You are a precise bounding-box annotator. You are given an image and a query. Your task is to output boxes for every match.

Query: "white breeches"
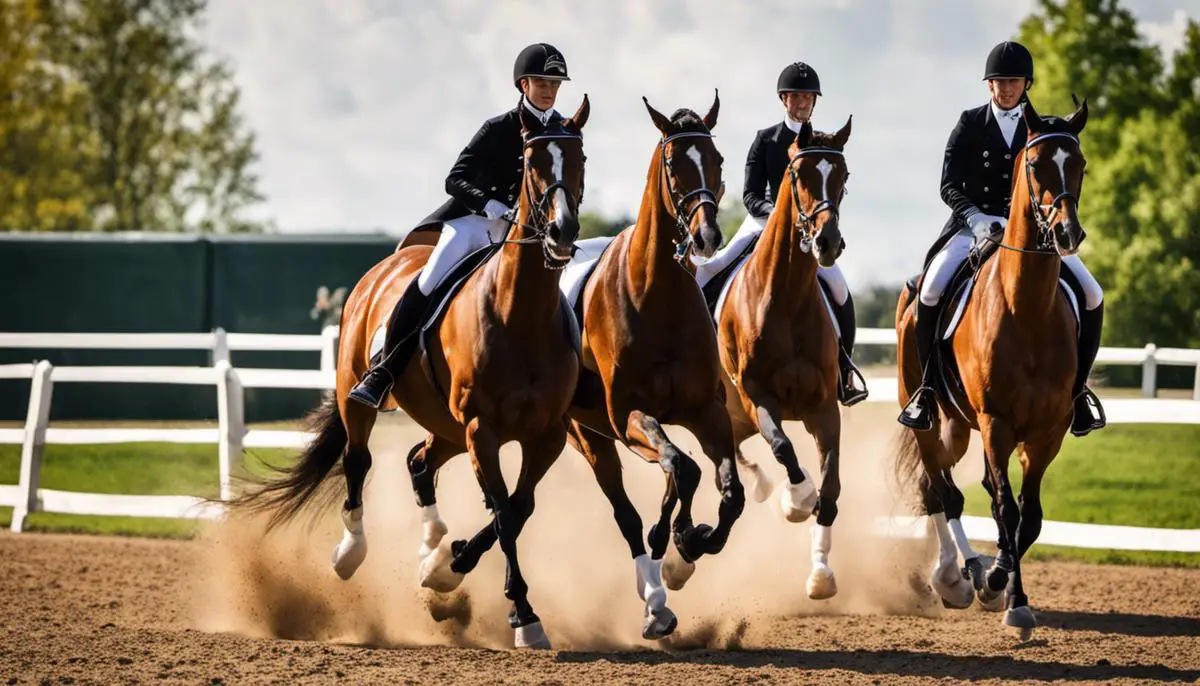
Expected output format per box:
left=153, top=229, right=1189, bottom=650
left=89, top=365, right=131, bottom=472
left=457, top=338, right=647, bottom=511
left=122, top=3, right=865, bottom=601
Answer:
left=920, top=230, right=1104, bottom=310
left=416, top=214, right=510, bottom=295
left=693, top=212, right=849, bottom=306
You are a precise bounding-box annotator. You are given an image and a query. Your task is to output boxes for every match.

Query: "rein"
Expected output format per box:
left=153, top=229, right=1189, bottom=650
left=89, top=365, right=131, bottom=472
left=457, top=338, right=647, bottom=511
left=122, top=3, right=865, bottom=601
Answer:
left=979, top=132, right=1080, bottom=257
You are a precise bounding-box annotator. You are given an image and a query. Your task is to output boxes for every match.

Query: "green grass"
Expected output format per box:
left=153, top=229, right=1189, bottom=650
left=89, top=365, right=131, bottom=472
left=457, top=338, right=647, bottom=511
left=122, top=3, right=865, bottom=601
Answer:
left=961, top=424, right=1200, bottom=567
left=0, top=442, right=292, bottom=539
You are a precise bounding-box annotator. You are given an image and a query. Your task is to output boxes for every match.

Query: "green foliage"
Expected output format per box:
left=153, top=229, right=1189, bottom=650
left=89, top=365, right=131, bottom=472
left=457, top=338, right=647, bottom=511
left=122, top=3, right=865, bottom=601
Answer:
left=0, top=0, right=268, bottom=233
left=578, top=211, right=630, bottom=240
left=1018, top=1, right=1200, bottom=351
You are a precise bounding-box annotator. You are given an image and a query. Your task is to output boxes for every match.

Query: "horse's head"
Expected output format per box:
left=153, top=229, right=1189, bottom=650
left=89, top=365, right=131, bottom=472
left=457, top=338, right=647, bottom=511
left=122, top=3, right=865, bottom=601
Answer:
left=643, top=91, right=725, bottom=259
left=518, top=95, right=590, bottom=265
left=1020, top=97, right=1089, bottom=256
left=785, top=116, right=852, bottom=268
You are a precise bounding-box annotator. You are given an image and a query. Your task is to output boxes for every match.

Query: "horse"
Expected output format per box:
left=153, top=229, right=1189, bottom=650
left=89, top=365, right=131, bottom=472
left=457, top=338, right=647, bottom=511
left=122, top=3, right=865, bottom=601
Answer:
left=561, top=92, right=745, bottom=640
left=709, top=118, right=854, bottom=600
left=892, top=98, right=1091, bottom=640
left=229, top=96, right=591, bottom=651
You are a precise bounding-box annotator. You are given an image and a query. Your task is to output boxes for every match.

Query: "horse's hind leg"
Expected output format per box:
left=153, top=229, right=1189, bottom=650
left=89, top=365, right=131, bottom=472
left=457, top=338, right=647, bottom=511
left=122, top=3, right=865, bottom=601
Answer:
left=677, top=400, right=745, bottom=559
left=568, top=421, right=677, bottom=640
left=331, top=402, right=377, bottom=580
left=623, top=410, right=701, bottom=591
left=407, top=434, right=465, bottom=592
left=930, top=419, right=982, bottom=609
left=464, top=417, right=549, bottom=649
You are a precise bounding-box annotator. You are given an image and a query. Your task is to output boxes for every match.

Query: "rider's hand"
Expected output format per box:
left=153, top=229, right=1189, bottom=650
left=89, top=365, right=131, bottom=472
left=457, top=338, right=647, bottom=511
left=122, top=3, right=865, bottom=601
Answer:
left=968, top=212, right=1007, bottom=241
left=483, top=200, right=512, bottom=221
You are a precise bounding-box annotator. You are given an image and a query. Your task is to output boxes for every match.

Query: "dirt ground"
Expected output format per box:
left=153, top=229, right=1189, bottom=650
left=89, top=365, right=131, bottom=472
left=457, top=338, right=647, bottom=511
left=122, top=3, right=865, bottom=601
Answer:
left=2, top=410, right=1198, bottom=684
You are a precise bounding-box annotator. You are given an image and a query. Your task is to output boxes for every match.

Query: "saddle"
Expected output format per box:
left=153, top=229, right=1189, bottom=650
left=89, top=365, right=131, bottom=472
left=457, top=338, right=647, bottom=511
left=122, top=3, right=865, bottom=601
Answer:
left=905, top=241, right=1085, bottom=420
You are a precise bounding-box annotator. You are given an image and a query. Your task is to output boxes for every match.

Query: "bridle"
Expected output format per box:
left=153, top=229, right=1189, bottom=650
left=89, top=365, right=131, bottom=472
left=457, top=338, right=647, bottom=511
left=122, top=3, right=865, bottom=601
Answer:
left=657, top=131, right=723, bottom=261
left=979, top=131, right=1081, bottom=256
left=785, top=146, right=846, bottom=254
left=502, top=129, right=584, bottom=270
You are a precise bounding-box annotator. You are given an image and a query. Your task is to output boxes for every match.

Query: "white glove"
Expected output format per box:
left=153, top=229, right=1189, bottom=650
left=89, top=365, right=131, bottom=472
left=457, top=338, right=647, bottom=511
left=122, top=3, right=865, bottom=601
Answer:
left=967, top=212, right=1007, bottom=241
left=483, top=200, right=512, bottom=221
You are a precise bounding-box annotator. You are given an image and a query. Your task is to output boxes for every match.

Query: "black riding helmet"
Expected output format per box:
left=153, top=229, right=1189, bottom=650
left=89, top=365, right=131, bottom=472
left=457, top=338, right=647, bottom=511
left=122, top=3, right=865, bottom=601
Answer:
left=513, top=43, right=570, bottom=91
left=777, top=61, right=822, bottom=96
left=983, top=41, right=1034, bottom=82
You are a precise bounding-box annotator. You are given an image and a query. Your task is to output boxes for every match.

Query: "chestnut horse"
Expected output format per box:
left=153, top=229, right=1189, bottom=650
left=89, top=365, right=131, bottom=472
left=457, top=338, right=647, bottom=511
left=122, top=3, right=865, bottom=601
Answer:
left=230, top=97, right=590, bottom=650
left=563, top=93, right=745, bottom=640
left=713, top=118, right=853, bottom=600
left=893, top=99, right=1090, bottom=640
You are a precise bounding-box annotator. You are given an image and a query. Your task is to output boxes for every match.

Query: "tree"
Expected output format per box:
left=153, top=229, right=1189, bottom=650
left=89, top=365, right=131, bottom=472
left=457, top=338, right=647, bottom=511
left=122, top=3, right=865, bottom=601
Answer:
left=0, top=0, right=268, bottom=233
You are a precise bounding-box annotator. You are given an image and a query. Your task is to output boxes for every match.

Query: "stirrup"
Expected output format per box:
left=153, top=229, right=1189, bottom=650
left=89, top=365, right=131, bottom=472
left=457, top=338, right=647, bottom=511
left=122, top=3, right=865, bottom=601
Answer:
left=348, top=368, right=395, bottom=410
left=837, top=351, right=869, bottom=407
left=1070, top=388, right=1106, bottom=437
left=898, top=386, right=936, bottom=431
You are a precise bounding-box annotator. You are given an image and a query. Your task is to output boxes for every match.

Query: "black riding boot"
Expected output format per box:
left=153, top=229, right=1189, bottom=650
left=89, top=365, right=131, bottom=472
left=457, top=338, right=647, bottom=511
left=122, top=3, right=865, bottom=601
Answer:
left=348, top=280, right=432, bottom=409
left=830, top=292, right=869, bottom=407
left=1070, top=302, right=1106, bottom=437
left=898, top=301, right=941, bottom=431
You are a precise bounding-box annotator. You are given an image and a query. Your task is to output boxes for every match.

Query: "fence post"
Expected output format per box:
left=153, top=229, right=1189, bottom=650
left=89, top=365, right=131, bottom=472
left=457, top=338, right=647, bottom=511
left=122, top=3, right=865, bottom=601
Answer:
left=211, top=327, right=230, bottom=367
left=13, top=361, right=54, bottom=533
left=1141, top=344, right=1158, bottom=398
left=215, top=361, right=245, bottom=502
left=1193, top=363, right=1200, bottom=402
left=320, top=325, right=338, bottom=373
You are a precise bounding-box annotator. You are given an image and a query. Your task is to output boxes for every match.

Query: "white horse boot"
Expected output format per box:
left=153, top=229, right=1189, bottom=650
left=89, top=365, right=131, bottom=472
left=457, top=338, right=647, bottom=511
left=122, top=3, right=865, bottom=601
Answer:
left=806, top=524, right=838, bottom=600
left=331, top=506, right=367, bottom=580
left=780, top=469, right=818, bottom=523
left=635, top=554, right=677, bottom=640
left=514, top=621, right=552, bottom=650
left=930, top=513, right=974, bottom=608
left=416, top=504, right=463, bottom=593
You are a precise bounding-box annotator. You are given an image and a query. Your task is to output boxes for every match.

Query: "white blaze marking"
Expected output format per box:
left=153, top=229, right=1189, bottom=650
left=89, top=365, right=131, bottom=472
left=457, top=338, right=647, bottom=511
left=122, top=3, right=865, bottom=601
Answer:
left=686, top=145, right=709, bottom=194
left=547, top=142, right=567, bottom=220
left=1052, top=147, right=1071, bottom=198
left=815, top=158, right=834, bottom=202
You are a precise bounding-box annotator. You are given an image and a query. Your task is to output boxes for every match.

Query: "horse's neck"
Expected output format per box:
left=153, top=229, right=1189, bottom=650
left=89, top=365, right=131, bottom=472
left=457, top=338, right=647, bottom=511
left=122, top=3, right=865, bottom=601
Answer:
left=752, top=183, right=818, bottom=307
left=995, top=157, right=1061, bottom=320
left=492, top=208, right=561, bottom=325
left=628, top=153, right=683, bottom=291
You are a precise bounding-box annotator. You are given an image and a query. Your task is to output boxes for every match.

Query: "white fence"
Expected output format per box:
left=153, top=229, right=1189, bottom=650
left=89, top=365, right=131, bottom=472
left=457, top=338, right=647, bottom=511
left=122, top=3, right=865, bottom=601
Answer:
left=0, top=328, right=1198, bottom=553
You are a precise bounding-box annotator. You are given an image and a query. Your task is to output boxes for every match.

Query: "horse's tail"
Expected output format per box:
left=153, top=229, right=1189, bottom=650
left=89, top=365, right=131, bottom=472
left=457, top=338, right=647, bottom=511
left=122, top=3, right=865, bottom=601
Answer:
left=227, top=394, right=347, bottom=531
left=890, top=425, right=927, bottom=513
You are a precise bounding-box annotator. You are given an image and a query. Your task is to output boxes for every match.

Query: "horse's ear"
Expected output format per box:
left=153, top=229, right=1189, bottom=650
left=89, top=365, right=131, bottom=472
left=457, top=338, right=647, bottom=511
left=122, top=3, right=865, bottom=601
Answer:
left=518, top=101, right=541, bottom=137
left=794, top=121, right=814, bottom=149
left=830, top=114, right=853, bottom=149
left=1022, top=98, right=1043, bottom=136
left=643, top=96, right=672, bottom=134
left=1066, top=97, right=1088, bottom=135
left=703, top=88, right=720, bottom=130
left=566, top=93, right=590, bottom=131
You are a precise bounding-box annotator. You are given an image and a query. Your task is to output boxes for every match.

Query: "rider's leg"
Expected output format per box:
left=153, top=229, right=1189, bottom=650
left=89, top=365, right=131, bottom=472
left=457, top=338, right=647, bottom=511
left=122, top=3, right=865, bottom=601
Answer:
left=899, top=231, right=974, bottom=431
left=349, top=216, right=502, bottom=408
left=817, top=264, right=868, bottom=406
left=1061, top=255, right=1106, bottom=436
left=693, top=213, right=767, bottom=287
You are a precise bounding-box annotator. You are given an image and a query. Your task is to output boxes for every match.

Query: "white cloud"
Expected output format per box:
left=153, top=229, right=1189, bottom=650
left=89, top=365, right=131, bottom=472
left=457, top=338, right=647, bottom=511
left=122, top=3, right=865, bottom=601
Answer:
left=200, top=0, right=1199, bottom=286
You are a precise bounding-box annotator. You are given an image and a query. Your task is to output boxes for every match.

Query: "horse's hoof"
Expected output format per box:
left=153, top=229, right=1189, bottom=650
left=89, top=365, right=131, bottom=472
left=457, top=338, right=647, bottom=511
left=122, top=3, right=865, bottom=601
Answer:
left=418, top=543, right=464, bottom=593
left=931, top=560, right=973, bottom=610
left=807, top=565, right=838, bottom=600
left=1004, top=605, right=1037, bottom=641
left=662, top=547, right=696, bottom=591
left=965, top=555, right=990, bottom=592
left=642, top=605, right=678, bottom=640
left=741, top=463, right=774, bottom=503
left=514, top=621, right=552, bottom=650
left=331, top=530, right=367, bottom=580
left=977, top=583, right=1007, bottom=612
left=780, top=476, right=818, bottom=523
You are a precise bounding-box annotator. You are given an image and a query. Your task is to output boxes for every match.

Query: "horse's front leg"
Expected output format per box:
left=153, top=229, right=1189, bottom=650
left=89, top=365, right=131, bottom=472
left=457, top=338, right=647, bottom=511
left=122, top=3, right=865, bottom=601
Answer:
left=1003, top=436, right=1059, bottom=640
left=978, top=416, right=1031, bottom=639
left=800, top=401, right=841, bottom=600
left=743, top=387, right=818, bottom=523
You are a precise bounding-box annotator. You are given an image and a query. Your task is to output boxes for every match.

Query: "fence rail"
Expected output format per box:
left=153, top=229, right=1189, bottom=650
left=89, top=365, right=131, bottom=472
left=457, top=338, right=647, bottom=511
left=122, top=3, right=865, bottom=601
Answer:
left=1, top=329, right=1198, bottom=552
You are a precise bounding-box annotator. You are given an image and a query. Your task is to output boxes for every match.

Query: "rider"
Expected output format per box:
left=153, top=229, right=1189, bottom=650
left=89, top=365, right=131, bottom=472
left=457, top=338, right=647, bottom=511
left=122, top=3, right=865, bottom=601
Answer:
left=694, top=61, right=867, bottom=406
left=348, top=43, right=570, bottom=408
left=897, top=40, right=1106, bottom=437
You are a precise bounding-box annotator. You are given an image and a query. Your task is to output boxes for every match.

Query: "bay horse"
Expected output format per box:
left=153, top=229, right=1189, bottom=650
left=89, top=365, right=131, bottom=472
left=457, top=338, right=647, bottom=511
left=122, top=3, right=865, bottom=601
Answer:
left=712, top=118, right=854, bottom=600
left=563, top=93, right=745, bottom=640
left=892, top=98, right=1090, bottom=640
left=230, top=97, right=590, bottom=650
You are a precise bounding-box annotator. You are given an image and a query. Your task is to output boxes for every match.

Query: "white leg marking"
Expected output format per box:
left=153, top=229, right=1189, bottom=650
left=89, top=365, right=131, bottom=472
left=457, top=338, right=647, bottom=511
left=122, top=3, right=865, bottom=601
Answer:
left=331, top=506, right=368, bottom=580
left=807, top=523, right=838, bottom=600
left=948, top=516, right=979, bottom=561
left=931, top=513, right=974, bottom=608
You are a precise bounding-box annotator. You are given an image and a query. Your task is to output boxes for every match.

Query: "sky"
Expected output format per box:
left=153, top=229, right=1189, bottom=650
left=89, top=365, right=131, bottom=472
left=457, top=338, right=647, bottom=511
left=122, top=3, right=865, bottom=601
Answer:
left=200, top=0, right=1197, bottom=286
